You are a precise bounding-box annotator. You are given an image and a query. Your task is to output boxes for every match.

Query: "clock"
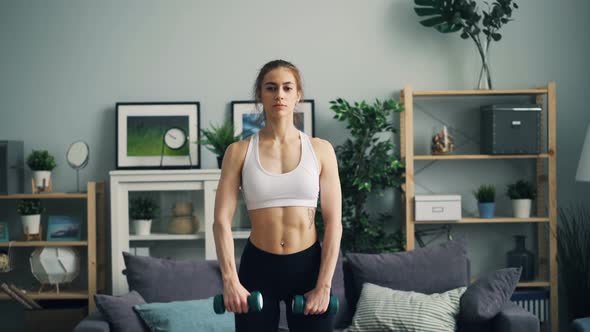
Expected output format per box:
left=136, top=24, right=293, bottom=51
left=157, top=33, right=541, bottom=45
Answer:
left=164, top=127, right=187, bottom=150
left=160, top=127, right=193, bottom=168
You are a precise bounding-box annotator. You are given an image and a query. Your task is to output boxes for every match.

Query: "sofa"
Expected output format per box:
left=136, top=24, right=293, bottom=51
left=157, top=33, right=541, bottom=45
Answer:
left=74, top=239, right=539, bottom=332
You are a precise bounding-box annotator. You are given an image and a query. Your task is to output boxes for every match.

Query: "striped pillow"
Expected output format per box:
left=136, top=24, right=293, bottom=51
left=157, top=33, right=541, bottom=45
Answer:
left=345, top=283, right=466, bottom=332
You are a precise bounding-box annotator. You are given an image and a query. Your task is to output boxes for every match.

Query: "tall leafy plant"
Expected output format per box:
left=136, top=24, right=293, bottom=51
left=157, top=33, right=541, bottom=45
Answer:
left=413, top=0, right=519, bottom=89
left=328, top=98, right=405, bottom=253
left=557, top=205, right=590, bottom=320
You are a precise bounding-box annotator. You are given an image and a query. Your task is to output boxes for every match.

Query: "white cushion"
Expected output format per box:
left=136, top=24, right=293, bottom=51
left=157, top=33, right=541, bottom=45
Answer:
left=345, top=283, right=466, bottom=332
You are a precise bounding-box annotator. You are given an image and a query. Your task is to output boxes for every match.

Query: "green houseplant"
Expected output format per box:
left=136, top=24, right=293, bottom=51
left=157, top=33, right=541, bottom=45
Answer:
left=474, top=184, right=495, bottom=218
left=129, top=197, right=160, bottom=236
left=199, top=120, right=242, bottom=168
left=413, top=0, right=519, bottom=89
left=557, top=205, right=590, bottom=321
left=506, top=180, right=536, bottom=218
left=17, top=199, right=45, bottom=235
left=327, top=98, right=405, bottom=253
left=26, top=150, right=57, bottom=191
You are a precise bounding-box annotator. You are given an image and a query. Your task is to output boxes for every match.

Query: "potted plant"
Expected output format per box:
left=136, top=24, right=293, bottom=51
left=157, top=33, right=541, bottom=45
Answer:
left=506, top=180, right=536, bottom=218
left=474, top=184, right=496, bottom=218
left=17, top=199, right=45, bottom=235
left=327, top=97, right=405, bottom=253
left=129, top=197, right=159, bottom=236
left=26, top=150, right=57, bottom=190
left=199, top=120, right=241, bottom=168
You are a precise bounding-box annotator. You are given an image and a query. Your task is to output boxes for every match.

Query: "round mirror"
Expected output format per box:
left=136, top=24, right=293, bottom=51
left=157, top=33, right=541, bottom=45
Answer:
left=66, top=141, right=89, bottom=169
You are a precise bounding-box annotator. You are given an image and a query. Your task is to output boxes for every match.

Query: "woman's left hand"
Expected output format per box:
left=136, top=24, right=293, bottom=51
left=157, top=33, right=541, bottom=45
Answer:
left=303, top=286, right=330, bottom=315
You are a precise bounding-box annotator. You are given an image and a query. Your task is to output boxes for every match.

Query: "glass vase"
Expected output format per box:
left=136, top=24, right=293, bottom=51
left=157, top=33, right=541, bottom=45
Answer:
left=476, top=45, right=493, bottom=90
left=506, top=235, right=535, bottom=281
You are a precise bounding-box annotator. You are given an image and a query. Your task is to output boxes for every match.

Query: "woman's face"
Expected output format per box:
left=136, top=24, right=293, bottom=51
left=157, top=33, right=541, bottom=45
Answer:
left=259, top=67, right=301, bottom=119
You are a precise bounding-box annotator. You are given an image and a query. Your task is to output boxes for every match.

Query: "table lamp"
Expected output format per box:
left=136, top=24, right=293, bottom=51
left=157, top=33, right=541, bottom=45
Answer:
left=576, top=125, right=590, bottom=182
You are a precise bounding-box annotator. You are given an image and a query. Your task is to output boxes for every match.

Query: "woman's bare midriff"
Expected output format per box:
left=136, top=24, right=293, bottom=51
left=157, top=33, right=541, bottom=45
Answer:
left=247, top=206, right=318, bottom=254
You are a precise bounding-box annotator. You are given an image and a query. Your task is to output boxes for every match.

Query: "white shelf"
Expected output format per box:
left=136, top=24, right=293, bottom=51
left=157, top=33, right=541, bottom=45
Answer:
left=129, top=233, right=205, bottom=241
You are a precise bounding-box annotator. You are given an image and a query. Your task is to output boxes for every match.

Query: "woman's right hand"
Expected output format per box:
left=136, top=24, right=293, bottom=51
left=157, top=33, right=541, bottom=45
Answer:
left=223, top=278, right=251, bottom=314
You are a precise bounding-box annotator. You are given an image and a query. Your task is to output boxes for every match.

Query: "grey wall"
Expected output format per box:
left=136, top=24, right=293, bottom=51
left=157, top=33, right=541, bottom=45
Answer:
left=1, top=0, right=589, bottom=330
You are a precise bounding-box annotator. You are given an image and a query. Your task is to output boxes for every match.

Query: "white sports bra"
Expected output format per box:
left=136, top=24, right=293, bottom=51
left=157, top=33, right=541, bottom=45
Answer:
left=241, top=131, right=320, bottom=211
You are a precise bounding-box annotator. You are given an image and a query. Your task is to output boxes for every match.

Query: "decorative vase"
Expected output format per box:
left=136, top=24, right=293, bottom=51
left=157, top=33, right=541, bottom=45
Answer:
left=168, top=216, right=194, bottom=234
left=506, top=235, right=535, bottom=281
left=21, top=214, right=41, bottom=235
left=512, top=199, right=532, bottom=218
left=32, top=171, right=51, bottom=189
left=478, top=202, right=495, bottom=219
left=132, top=219, right=152, bottom=236
left=476, top=43, right=492, bottom=90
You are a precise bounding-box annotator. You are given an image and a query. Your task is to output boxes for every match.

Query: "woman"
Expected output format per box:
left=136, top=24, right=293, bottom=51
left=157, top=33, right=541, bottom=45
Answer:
left=212, top=59, right=342, bottom=332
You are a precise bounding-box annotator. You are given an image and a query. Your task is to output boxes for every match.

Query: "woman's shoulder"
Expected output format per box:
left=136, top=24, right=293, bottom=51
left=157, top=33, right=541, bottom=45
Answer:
left=223, top=136, right=253, bottom=166
left=226, top=136, right=252, bottom=156
left=309, top=136, right=334, bottom=153
left=309, top=136, right=336, bottom=166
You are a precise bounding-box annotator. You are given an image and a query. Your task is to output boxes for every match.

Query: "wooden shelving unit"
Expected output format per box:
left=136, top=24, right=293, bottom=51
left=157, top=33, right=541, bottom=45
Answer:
left=0, top=181, right=106, bottom=312
left=400, top=83, right=557, bottom=331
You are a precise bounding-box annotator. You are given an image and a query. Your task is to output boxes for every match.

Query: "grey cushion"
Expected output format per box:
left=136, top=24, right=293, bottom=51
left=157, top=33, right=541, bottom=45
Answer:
left=491, top=302, right=540, bottom=332
left=122, top=252, right=223, bottom=303
left=344, top=238, right=469, bottom=316
left=460, top=267, right=522, bottom=323
left=94, top=291, right=146, bottom=332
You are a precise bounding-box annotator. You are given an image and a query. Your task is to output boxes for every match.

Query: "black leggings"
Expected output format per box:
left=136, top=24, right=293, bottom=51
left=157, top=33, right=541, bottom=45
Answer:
left=235, top=239, right=334, bottom=332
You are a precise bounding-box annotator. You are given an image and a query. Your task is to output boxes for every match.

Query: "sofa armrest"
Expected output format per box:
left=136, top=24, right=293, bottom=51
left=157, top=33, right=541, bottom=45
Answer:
left=492, top=302, right=539, bottom=332
left=73, top=311, right=111, bottom=332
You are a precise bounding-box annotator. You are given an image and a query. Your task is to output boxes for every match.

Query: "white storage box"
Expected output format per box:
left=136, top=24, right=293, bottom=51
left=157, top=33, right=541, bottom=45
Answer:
left=415, top=195, right=462, bottom=221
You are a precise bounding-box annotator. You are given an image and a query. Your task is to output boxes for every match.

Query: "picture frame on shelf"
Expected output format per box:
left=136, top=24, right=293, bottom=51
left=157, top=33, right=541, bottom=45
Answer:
left=0, top=222, right=9, bottom=242
left=116, top=102, right=201, bottom=169
left=47, top=216, right=82, bottom=241
left=231, top=100, right=314, bottom=139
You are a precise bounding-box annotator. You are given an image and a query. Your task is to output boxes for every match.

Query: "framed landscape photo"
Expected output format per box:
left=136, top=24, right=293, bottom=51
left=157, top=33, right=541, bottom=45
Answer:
left=47, top=216, right=82, bottom=241
left=116, top=102, right=201, bottom=169
left=0, top=222, right=9, bottom=242
left=231, top=100, right=314, bottom=139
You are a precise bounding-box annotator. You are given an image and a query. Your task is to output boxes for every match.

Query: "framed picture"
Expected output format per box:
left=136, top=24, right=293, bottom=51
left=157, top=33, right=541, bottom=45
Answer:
left=116, top=102, right=201, bottom=169
left=231, top=100, right=315, bottom=139
left=0, top=222, right=9, bottom=242
left=47, top=216, right=82, bottom=241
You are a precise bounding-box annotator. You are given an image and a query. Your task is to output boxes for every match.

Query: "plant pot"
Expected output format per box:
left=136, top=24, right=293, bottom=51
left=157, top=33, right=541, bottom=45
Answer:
left=21, top=214, right=41, bottom=234
left=33, top=171, right=51, bottom=189
left=478, top=202, right=496, bottom=219
left=511, top=199, right=532, bottom=218
left=216, top=156, right=223, bottom=169
left=132, top=219, right=152, bottom=236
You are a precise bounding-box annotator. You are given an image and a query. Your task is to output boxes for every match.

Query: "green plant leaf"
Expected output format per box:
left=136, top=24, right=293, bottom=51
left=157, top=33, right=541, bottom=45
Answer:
left=419, top=16, right=447, bottom=27
left=414, top=0, right=435, bottom=6
left=414, top=7, right=441, bottom=16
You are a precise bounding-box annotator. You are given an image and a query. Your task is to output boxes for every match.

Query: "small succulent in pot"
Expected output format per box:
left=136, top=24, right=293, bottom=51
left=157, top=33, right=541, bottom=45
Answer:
left=26, top=150, right=57, bottom=191
left=17, top=199, right=45, bottom=235
left=474, top=184, right=496, bottom=218
left=506, top=180, right=536, bottom=218
left=129, top=197, right=160, bottom=236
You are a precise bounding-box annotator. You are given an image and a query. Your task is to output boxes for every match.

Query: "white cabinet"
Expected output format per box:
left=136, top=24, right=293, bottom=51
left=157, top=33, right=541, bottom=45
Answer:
left=109, top=169, right=250, bottom=295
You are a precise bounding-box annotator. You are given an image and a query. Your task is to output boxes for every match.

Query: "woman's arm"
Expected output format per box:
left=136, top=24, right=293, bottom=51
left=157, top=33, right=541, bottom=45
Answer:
left=305, top=139, right=343, bottom=315
left=212, top=142, right=250, bottom=313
